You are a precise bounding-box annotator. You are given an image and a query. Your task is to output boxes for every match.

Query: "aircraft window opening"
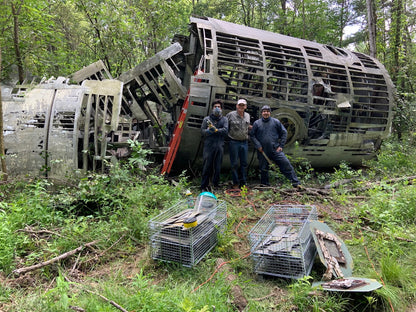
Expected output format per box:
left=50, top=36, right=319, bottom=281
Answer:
left=53, top=111, right=75, bottom=129
left=28, top=113, right=46, bottom=128
left=304, top=46, right=323, bottom=58
left=325, top=45, right=344, bottom=56
left=336, top=48, right=348, bottom=56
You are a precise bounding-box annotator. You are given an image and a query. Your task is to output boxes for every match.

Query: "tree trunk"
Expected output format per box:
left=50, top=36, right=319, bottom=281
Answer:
left=280, top=0, right=288, bottom=34
left=0, top=44, right=7, bottom=181
left=366, top=0, right=377, bottom=58
left=390, top=0, right=403, bottom=83
left=240, top=0, right=249, bottom=26
left=339, top=0, right=345, bottom=46
left=301, top=0, right=305, bottom=39
left=11, top=1, right=24, bottom=84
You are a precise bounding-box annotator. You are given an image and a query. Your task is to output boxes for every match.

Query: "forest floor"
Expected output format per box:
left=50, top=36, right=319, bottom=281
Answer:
left=1, top=175, right=415, bottom=312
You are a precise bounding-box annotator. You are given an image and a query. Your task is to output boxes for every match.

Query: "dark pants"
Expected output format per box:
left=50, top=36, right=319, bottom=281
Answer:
left=201, top=144, right=224, bottom=190
left=257, top=150, right=299, bottom=186
left=229, top=139, right=248, bottom=186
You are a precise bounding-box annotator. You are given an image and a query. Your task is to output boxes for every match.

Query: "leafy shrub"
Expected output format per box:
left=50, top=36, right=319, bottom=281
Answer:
left=365, top=139, right=416, bottom=176
left=356, top=184, right=416, bottom=227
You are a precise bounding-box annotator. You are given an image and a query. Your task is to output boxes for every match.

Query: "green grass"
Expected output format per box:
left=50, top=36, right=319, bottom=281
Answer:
left=1, top=139, right=416, bottom=311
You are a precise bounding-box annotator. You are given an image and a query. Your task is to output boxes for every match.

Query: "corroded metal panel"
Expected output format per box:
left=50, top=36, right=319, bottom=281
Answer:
left=71, top=60, right=113, bottom=84
left=118, top=42, right=187, bottom=135
left=3, top=78, right=87, bottom=177
left=79, top=80, right=124, bottom=173
left=3, top=88, right=55, bottom=177
left=47, top=87, right=86, bottom=178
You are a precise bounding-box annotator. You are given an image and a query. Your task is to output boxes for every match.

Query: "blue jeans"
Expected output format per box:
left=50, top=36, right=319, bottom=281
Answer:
left=257, top=150, right=299, bottom=186
left=229, top=140, right=248, bottom=185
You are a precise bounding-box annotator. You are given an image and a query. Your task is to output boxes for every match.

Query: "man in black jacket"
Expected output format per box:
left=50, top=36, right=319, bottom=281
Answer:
left=250, top=105, right=300, bottom=187
left=200, top=99, right=229, bottom=191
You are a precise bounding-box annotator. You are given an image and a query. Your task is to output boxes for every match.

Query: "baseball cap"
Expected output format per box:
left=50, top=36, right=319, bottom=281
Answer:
left=237, top=99, right=247, bottom=105
left=261, top=105, right=271, bottom=112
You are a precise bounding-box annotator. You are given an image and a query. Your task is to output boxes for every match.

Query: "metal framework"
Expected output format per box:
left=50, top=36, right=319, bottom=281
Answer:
left=149, top=199, right=227, bottom=267
left=1, top=16, right=396, bottom=177
left=248, top=205, right=318, bottom=279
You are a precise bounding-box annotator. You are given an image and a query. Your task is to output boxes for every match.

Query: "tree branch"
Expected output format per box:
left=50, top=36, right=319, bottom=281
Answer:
left=12, top=240, right=99, bottom=276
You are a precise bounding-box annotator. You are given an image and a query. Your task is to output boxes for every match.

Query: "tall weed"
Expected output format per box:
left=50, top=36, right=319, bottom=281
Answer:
left=365, top=139, right=416, bottom=176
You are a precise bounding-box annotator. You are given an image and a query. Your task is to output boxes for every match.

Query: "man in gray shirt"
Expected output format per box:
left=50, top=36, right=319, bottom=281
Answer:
left=226, top=98, right=251, bottom=188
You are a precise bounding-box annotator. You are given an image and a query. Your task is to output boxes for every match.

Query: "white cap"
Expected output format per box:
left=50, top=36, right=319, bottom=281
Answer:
left=237, top=99, right=247, bottom=105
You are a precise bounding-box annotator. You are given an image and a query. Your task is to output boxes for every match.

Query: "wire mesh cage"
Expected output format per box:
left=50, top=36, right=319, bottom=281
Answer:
left=248, top=205, right=318, bottom=279
left=149, top=198, right=227, bottom=267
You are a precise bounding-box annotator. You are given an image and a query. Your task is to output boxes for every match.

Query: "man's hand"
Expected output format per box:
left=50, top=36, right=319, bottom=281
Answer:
left=258, top=147, right=263, bottom=153
left=209, top=126, right=217, bottom=133
left=276, top=146, right=282, bottom=153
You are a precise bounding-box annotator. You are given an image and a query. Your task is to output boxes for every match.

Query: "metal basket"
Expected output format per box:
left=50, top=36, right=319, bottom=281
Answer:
left=149, top=199, right=227, bottom=267
left=248, top=205, right=317, bottom=279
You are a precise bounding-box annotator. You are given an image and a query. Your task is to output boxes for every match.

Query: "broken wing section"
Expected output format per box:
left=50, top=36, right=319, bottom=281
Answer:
left=118, top=42, right=187, bottom=150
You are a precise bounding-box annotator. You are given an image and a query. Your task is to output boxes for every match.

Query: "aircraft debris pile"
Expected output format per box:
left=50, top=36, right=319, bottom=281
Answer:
left=1, top=16, right=396, bottom=178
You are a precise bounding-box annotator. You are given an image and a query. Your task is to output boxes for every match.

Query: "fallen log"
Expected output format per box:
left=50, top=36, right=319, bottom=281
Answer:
left=12, top=240, right=99, bottom=276
left=325, top=175, right=416, bottom=190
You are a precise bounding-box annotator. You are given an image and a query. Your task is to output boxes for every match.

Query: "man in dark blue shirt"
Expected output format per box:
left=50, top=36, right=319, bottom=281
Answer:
left=250, top=105, right=300, bottom=188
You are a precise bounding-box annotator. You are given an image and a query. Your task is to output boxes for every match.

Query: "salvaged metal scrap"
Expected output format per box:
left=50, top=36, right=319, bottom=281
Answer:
left=149, top=199, right=227, bottom=267
left=172, top=16, right=397, bottom=170
left=2, top=78, right=125, bottom=178
left=322, top=278, right=367, bottom=289
left=315, top=229, right=346, bottom=280
left=255, top=225, right=301, bottom=255
left=309, top=221, right=382, bottom=292
left=71, top=60, right=113, bottom=84
left=78, top=79, right=124, bottom=173
left=2, top=77, right=87, bottom=178
left=310, top=221, right=353, bottom=280
left=118, top=42, right=187, bottom=148
left=313, top=277, right=382, bottom=293
left=248, top=205, right=317, bottom=279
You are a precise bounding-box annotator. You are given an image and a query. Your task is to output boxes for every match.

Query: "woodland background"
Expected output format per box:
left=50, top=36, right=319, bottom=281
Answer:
left=1, top=0, right=416, bottom=136
left=0, top=0, right=415, bottom=92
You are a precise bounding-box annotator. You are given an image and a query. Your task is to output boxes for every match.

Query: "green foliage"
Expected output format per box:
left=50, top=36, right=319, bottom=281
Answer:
left=3, top=128, right=416, bottom=311
left=392, top=94, right=416, bottom=139
left=14, top=266, right=232, bottom=312
left=290, top=276, right=349, bottom=311
left=292, top=157, right=318, bottom=183
left=365, top=139, right=416, bottom=176
left=0, top=179, right=64, bottom=272
left=127, top=139, right=153, bottom=171
left=0, top=162, right=187, bottom=274
left=332, top=161, right=362, bottom=181
left=355, top=182, right=416, bottom=227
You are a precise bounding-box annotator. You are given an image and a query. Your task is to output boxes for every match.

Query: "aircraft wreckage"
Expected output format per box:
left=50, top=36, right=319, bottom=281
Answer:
left=1, top=16, right=396, bottom=178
